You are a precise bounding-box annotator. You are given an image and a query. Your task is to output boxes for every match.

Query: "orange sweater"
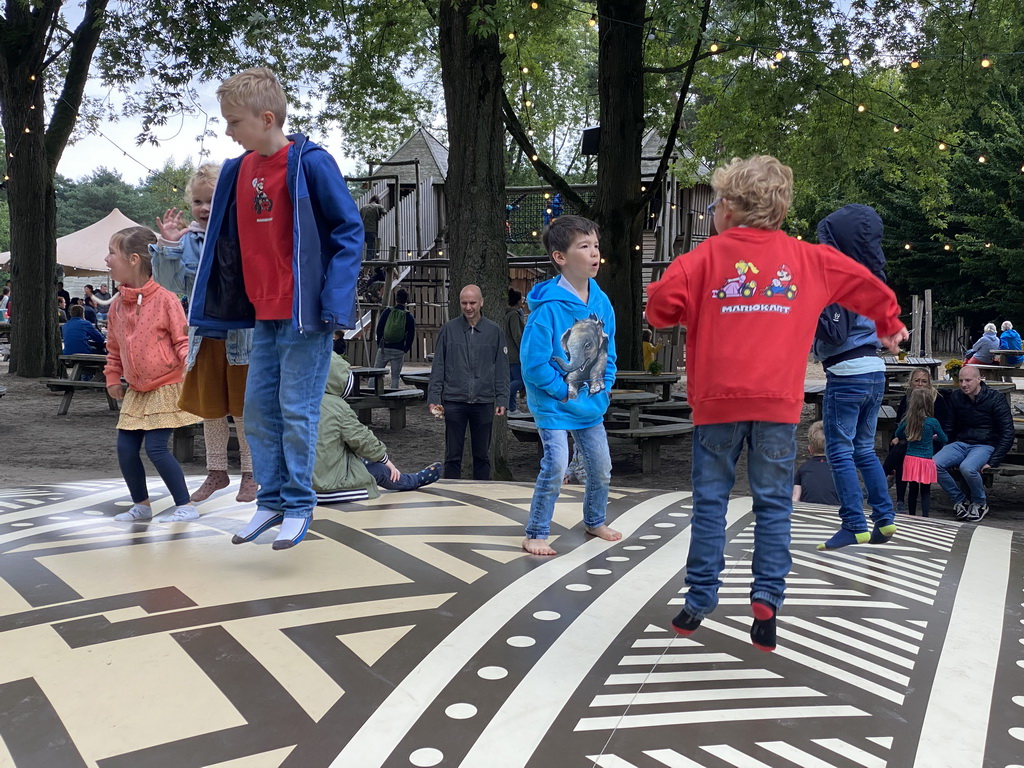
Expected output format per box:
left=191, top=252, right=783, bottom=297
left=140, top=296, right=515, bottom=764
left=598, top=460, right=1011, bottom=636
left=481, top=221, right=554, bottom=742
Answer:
left=646, top=227, right=904, bottom=426
left=103, top=279, right=189, bottom=392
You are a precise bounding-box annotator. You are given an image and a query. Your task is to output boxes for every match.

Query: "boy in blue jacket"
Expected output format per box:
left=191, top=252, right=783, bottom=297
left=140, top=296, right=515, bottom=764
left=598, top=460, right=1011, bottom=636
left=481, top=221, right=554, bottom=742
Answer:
left=189, top=68, right=363, bottom=550
left=520, top=215, right=622, bottom=555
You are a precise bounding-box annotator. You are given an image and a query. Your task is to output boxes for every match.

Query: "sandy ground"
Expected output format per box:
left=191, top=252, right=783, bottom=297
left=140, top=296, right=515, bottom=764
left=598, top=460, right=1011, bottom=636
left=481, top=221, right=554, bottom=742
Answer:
left=2, top=356, right=1022, bottom=531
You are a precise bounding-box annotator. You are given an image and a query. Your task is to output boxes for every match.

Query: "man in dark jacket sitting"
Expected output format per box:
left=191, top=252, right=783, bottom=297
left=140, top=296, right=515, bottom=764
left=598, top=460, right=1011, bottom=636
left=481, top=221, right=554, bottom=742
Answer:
left=934, top=365, right=1014, bottom=522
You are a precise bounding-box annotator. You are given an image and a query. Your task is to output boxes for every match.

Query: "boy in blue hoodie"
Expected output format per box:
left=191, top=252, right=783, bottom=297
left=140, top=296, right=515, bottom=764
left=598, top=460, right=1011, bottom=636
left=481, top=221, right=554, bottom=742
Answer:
left=520, top=215, right=622, bottom=555
left=189, top=68, right=363, bottom=550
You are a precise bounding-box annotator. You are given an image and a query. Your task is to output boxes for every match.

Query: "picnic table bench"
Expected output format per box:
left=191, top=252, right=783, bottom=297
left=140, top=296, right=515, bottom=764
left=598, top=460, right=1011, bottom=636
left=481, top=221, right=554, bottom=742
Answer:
left=968, top=364, right=1024, bottom=383
left=348, top=389, right=423, bottom=429
left=606, top=420, right=695, bottom=473
left=613, top=371, right=681, bottom=402
left=43, top=354, right=118, bottom=415
left=400, top=373, right=431, bottom=395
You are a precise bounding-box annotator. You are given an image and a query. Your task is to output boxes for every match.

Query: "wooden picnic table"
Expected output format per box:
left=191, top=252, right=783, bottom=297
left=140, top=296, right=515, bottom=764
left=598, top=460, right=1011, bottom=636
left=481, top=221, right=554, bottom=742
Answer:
left=881, top=356, right=943, bottom=379
left=612, top=370, right=680, bottom=402
left=349, top=366, right=388, bottom=397
left=44, top=354, right=119, bottom=416
left=964, top=364, right=1023, bottom=383
left=608, top=389, right=658, bottom=429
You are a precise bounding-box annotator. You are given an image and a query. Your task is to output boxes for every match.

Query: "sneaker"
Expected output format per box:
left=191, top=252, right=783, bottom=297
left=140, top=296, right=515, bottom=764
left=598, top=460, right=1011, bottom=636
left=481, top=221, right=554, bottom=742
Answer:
left=670, top=607, right=702, bottom=636
left=954, top=500, right=971, bottom=519
left=965, top=502, right=989, bottom=522
left=895, top=501, right=907, bottom=514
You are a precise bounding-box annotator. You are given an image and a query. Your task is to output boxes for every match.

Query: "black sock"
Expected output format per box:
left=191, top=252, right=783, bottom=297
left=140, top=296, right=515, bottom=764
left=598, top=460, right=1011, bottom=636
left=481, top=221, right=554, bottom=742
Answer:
left=895, top=478, right=906, bottom=504
left=907, top=482, right=919, bottom=515
left=920, top=484, right=931, bottom=517
left=750, top=600, right=777, bottom=651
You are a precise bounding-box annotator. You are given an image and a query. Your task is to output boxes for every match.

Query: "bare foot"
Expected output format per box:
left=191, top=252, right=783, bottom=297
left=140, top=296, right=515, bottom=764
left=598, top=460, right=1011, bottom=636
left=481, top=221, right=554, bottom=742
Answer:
left=522, top=537, right=557, bottom=556
left=586, top=524, right=622, bottom=541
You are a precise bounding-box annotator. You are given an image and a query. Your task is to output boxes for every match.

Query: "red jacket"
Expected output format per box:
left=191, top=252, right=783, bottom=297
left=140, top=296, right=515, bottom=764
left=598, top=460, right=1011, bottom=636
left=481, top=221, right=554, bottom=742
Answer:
left=646, top=227, right=903, bottom=425
left=104, top=278, right=189, bottom=392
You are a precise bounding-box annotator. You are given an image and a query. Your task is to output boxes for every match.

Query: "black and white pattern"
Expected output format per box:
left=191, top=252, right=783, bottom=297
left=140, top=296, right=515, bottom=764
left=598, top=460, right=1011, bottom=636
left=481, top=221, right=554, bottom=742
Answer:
left=0, top=482, right=1020, bottom=767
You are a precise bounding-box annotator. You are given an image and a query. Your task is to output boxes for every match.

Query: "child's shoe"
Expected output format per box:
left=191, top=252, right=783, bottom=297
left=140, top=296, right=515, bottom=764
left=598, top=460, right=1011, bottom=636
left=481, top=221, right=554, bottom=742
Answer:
left=114, top=503, right=153, bottom=522
left=191, top=470, right=229, bottom=502
left=750, top=600, right=777, bottom=652
left=236, top=472, right=258, bottom=503
left=670, top=607, right=702, bottom=636
left=416, top=462, right=442, bottom=487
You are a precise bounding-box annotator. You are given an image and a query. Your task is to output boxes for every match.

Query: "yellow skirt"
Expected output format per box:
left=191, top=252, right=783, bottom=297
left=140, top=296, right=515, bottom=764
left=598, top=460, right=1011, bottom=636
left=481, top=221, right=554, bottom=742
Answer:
left=178, top=338, right=249, bottom=419
left=117, top=382, right=202, bottom=431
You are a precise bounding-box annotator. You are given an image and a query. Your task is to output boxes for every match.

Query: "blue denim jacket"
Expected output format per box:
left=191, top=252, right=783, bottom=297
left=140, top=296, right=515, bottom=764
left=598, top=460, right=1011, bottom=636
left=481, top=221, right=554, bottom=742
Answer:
left=151, top=228, right=253, bottom=369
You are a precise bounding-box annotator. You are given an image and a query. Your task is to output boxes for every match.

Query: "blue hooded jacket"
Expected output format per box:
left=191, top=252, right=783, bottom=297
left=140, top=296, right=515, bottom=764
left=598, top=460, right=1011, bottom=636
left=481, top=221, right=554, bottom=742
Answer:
left=813, top=204, right=886, bottom=365
left=999, top=328, right=1022, bottom=365
left=188, top=134, right=363, bottom=334
left=520, top=277, right=617, bottom=430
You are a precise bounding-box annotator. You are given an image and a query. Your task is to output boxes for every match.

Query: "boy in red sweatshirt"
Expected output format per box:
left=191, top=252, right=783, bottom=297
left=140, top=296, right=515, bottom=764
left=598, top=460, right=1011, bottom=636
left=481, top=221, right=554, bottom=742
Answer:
left=646, top=155, right=907, bottom=651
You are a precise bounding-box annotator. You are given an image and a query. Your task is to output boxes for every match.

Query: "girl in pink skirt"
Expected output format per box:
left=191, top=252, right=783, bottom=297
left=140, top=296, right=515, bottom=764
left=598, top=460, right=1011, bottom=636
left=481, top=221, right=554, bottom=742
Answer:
left=893, top=388, right=948, bottom=517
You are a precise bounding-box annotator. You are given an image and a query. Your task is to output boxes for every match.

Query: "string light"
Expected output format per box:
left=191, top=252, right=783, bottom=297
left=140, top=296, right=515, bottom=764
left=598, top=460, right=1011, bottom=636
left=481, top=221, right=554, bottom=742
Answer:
left=774, top=50, right=786, bottom=61
left=527, top=129, right=534, bottom=137
left=985, top=242, right=993, bottom=248
left=795, top=235, right=803, bottom=240
left=709, top=42, right=719, bottom=53
left=23, top=127, right=29, bottom=133
left=521, top=66, right=529, bottom=73
left=857, top=104, right=866, bottom=112
left=28, top=74, right=36, bottom=81
left=531, top=154, right=538, bottom=161
left=634, top=244, right=641, bottom=251
left=588, top=14, right=597, bottom=27
left=893, top=124, right=901, bottom=132
left=910, top=58, right=920, bottom=69
left=978, top=154, right=987, bottom=163
left=904, top=243, right=912, bottom=250
left=841, top=56, right=851, bottom=67
left=943, top=243, right=952, bottom=251
left=524, top=99, right=532, bottom=107
left=938, top=141, right=947, bottom=151
left=508, top=32, right=516, bottom=40
left=530, top=1, right=538, bottom=8
left=981, top=56, right=992, bottom=68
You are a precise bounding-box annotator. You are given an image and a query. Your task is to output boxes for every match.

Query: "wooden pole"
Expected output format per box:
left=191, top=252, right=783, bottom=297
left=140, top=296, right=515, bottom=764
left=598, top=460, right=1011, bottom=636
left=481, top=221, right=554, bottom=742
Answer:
left=924, top=289, right=933, bottom=357
left=911, top=295, right=922, bottom=356
left=414, top=159, right=423, bottom=258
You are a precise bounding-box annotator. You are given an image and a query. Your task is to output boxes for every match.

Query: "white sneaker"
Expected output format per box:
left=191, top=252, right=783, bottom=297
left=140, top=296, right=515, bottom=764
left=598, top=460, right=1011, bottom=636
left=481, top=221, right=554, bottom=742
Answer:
left=954, top=500, right=971, bottom=519
left=965, top=502, right=989, bottom=522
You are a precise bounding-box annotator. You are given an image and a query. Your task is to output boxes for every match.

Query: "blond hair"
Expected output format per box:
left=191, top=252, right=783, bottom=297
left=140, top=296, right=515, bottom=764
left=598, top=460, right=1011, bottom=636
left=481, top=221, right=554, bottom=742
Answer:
left=216, top=67, right=287, bottom=127
left=185, top=163, right=222, bottom=202
left=903, top=387, right=934, bottom=443
left=808, top=420, right=825, bottom=455
left=711, top=155, right=793, bottom=230
left=111, top=227, right=157, bottom=277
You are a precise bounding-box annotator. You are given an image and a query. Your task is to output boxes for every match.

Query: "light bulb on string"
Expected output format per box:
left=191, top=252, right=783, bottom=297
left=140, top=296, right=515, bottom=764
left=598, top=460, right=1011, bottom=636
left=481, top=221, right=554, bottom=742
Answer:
left=977, top=154, right=987, bottom=163
left=985, top=242, right=993, bottom=248
left=527, top=129, right=534, bottom=137
left=774, top=50, right=786, bottom=61
left=910, top=58, right=920, bottom=69
left=531, top=154, right=538, bottom=161
left=904, top=243, right=912, bottom=250
left=981, top=56, right=992, bottom=68
left=943, top=243, right=952, bottom=251
left=796, top=235, right=803, bottom=241
left=709, top=42, right=719, bottom=53
left=530, top=1, right=538, bottom=8
left=938, top=142, right=947, bottom=151
left=543, top=192, right=550, bottom=199
left=893, top=124, right=901, bottom=133
left=841, top=56, right=851, bottom=67
left=29, top=74, right=36, bottom=81
left=588, top=14, right=597, bottom=27
left=857, top=104, right=866, bottom=112
left=531, top=230, right=538, bottom=237
left=23, top=127, right=30, bottom=133
left=769, top=62, right=777, bottom=70
left=634, top=245, right=641, bottom=251
left=524, top=99, right=532, bottom=107
left=521, top=66, right=529, bottom=73
left=508, top=32, right=515, bottom=40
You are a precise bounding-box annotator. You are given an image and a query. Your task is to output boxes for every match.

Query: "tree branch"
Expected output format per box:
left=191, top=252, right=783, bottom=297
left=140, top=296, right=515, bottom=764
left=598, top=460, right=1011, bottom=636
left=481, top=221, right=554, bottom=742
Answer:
left=643, top=47, right=717, bottom=75
left=44, top=0, right=110, bottom=173
left=641, top=0, right=712, bottom=209
left=501, top=89, right=590, bottom=214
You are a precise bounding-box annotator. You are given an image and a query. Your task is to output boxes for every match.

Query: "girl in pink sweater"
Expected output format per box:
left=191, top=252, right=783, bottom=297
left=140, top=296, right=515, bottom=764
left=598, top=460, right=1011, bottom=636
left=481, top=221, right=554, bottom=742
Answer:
left=103, top=227, right=201, bottom=522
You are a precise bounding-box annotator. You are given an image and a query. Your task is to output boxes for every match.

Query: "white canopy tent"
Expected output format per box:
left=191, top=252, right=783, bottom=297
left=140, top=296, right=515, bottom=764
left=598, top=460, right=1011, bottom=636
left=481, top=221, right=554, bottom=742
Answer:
left=0, top=208, right=148, bottom=276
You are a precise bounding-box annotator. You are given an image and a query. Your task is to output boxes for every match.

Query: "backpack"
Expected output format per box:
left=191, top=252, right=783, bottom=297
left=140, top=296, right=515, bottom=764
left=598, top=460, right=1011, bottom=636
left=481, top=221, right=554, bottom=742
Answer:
left=382, top=308, right=408, bottom=345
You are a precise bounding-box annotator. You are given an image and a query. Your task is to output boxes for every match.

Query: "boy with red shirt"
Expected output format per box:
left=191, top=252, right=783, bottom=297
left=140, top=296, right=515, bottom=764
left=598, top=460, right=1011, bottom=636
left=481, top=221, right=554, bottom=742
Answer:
left=189, top=68, right=363, bottom=550
left=646, top=155, right=907, bottom=650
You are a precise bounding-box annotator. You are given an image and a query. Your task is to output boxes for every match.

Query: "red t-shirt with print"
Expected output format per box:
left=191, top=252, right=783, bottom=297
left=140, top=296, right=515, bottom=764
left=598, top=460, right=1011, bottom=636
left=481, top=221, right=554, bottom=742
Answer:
left=237, top=144, right=295, bottom=320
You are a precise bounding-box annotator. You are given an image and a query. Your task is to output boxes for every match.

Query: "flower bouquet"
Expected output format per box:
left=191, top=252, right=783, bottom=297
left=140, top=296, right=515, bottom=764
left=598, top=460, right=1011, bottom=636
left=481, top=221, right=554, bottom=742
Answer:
left=945, top=358, right=963, bottom=380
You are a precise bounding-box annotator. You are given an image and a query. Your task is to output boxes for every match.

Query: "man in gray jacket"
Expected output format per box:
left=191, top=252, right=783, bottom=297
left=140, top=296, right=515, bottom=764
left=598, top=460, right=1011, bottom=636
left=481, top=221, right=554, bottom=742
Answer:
left=428, top=284, right=510, bottom=479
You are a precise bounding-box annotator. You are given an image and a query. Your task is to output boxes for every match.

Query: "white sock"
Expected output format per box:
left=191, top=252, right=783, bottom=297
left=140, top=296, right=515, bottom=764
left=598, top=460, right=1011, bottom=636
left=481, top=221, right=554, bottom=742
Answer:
left=114, top=504, right=152, bottom=522
left=163, top=504, right=200, bottom=522
left=234, top=508, right=282, bottom=540
left=274, top=516, right=311, bottom=547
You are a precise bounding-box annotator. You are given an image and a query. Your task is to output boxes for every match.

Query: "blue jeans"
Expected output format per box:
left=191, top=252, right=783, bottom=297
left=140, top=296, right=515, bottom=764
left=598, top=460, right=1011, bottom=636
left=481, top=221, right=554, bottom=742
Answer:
left=685, top=422, right=796, bottom=618
left=508, top=363, right=524, bottom=411
left=374, top=346, right=406, bottom=389
left=245, top=321, right=332, bottom=519
left=934, top=441, right=994, bottom=505
left=117, top=428, right=190, bottom=506
left=364, top=460, right=422, bottom=491
left=526, top=424, right=612, bottom=539
left=823, top=371, right=893, bottom=533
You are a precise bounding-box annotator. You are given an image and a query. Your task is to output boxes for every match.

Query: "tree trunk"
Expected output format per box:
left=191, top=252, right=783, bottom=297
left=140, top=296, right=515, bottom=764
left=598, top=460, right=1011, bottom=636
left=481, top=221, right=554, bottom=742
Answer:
left=593, top=0, right=647, bottom=372
left=0, top=76, right=60, bottom=377
left=437, top=0, right=514, bottom=479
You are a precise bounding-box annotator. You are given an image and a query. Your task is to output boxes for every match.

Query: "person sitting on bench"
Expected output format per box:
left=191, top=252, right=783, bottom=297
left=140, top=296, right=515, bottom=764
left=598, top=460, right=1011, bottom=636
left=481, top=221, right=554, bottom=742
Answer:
left=313, top=351, right=441, bottom=504
left=62, top=304, right=107, bottom=356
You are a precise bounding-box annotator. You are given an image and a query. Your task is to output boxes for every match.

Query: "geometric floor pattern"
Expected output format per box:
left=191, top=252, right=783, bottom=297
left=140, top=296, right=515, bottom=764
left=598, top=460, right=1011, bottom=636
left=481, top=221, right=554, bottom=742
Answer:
left=0, top=480, right=1022, bottom=767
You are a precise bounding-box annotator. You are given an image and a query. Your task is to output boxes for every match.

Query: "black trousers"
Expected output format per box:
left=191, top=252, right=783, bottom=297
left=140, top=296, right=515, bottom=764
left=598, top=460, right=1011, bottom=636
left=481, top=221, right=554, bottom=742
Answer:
left=443, top=401, right=494, bottom=480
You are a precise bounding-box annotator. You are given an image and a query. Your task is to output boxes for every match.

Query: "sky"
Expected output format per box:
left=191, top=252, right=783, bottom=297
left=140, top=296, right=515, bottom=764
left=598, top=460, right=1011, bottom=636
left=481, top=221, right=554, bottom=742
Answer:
left=56, top=81, right=362, bottom=184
